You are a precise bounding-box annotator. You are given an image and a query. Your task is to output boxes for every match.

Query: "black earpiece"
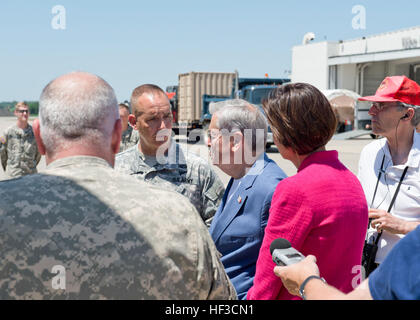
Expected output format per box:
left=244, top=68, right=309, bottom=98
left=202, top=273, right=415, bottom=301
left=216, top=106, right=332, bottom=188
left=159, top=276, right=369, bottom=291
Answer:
left=400, top=114, right=409, bottom=120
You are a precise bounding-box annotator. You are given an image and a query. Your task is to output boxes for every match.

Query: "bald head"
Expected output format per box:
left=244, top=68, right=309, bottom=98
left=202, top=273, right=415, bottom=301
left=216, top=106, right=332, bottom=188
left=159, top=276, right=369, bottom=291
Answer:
left=48, top=72, right=110, bottom=97
left=38, top=71, right=119, bottom=157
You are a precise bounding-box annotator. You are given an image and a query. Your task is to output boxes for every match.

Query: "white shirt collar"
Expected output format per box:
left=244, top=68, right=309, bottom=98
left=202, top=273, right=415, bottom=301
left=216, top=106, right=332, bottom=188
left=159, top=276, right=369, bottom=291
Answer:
left=382, top=129, right=420, bottom=168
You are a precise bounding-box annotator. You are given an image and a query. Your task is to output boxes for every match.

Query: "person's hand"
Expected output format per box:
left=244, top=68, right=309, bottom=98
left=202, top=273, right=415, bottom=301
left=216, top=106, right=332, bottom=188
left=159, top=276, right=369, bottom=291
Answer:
left=369, top=208, right=409, bottom=234
left=273, top=255, right=319, bottom=297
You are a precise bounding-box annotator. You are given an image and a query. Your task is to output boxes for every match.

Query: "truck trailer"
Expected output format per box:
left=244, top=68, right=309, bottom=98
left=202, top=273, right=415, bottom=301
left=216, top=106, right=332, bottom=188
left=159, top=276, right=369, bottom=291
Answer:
left=172, top=71, right=290, bottom=147
left=177, top=72, right=235, bottom=131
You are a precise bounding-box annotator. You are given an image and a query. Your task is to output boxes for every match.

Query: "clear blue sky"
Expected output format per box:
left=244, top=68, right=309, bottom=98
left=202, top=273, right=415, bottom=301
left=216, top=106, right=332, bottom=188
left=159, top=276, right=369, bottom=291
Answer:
left=1, top=0, right=419, bottom=101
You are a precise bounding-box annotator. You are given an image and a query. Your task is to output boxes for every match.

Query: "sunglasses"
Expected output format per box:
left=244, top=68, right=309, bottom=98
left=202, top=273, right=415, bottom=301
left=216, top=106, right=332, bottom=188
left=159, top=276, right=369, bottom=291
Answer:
left=16, top=109, right=29, bottom=114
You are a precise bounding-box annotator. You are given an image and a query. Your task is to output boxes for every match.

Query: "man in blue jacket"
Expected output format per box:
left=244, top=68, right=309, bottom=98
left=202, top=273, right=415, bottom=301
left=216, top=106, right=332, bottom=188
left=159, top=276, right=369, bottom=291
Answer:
left=207, top=99, right=287, bottom=299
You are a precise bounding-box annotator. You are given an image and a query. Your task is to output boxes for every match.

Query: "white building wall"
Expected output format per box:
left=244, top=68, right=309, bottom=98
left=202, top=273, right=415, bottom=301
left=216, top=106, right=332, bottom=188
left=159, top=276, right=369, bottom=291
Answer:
left=291, top=26, right=420, bottom=93
left=337, top=64, right=357, bottom=91
left=291, top=41, right=338, bottom=90
left=388, top=56, right=420, bottom=75
left=362, top=62, right=387, bottom=95
left=338, top=26, right=420, bottom=56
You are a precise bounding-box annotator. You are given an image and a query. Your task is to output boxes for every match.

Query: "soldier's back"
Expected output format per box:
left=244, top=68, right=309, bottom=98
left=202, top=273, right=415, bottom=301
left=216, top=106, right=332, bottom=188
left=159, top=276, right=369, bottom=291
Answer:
left=0, top=155, right=236, bottom=300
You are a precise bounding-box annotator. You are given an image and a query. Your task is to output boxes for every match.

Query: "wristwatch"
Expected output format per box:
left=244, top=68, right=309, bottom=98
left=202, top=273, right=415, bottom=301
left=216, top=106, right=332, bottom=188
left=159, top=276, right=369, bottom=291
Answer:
left=299, top=275, right=326, bottom=300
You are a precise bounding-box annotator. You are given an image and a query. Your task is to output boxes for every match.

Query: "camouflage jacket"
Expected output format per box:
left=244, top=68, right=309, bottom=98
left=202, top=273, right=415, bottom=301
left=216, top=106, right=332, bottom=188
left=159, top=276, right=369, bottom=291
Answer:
left=0, top=124, right=41, bottom=178
left=0, top=155, right=237, bottom=300
left=119, top=126, right=139, bottom=153
left=115, top=141, right=225, bottom=227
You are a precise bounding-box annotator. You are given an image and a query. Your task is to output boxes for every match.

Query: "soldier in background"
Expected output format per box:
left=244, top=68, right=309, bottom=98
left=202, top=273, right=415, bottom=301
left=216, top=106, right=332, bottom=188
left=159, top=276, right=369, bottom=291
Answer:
left=0, top=71, right=236, bottom=300
left=118, top=102, right=139, bottom=152
left=0, top=101, right=41, bottom=178
left=115, top=84, right=225, bottom=227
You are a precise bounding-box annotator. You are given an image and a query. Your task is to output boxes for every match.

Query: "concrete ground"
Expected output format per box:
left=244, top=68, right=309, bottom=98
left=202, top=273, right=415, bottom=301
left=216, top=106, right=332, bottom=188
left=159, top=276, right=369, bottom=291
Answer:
left=0, top=116, right=375, bottom=185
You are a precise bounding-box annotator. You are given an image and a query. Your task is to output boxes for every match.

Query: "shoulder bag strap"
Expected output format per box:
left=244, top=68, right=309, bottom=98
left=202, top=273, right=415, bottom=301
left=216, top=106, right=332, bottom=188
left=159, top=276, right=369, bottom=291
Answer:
left=370, top=155, right=386, bottom=208
left=374, top=165, right=409, bottom=245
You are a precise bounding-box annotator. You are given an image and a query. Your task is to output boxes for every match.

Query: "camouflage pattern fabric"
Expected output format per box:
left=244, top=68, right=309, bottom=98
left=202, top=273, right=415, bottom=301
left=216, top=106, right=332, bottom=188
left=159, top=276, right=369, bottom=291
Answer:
left=115, top=140, right=225, bottom=227
left=119, top=126, right=139, bottom=153
left=0, top=156, right=237, bottom=300
left=0, top=124, right=41, bottom=179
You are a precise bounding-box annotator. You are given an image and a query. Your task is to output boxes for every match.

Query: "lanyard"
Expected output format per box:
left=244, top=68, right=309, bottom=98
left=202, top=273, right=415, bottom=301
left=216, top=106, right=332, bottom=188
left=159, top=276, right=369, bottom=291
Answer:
left=370, top=154, right=409, bottom=245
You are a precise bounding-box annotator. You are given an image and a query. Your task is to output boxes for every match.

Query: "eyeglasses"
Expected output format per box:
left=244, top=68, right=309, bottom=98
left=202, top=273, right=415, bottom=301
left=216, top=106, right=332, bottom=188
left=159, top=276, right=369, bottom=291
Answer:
left=16, top=109, right=29, bottom=114
left=371, top=102, right=400, bottom=112
left=207, top=129, right=222, bottom=142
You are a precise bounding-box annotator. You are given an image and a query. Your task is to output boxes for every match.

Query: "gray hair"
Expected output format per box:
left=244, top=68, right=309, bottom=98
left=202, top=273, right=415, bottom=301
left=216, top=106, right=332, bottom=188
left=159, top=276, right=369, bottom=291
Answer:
left=399, top=102, right=420, bottom=127
left=210, top=99, right=268, bottom=152
left=39, top=72, right=119, bottom=154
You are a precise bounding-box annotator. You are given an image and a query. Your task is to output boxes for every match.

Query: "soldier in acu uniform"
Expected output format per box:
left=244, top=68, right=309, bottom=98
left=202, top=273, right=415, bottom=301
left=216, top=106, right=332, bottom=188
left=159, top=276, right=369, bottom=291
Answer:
left=0, top=102, right=41, bottom=178
left=118, top=102, right=139, bottom=152
left=0, top=72, right=237, bottom=300
left=115, top=84, right=224, bottom=227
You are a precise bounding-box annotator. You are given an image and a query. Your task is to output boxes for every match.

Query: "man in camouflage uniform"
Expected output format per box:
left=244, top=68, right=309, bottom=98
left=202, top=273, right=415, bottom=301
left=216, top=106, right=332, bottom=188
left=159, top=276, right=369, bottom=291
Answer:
left=0, top=102, right=41, bottom=178
left=115, top=84, right=224, bottom=227
left=118, top=102, right=139, bottom=152
left=0, top=71, right=236, bottom=300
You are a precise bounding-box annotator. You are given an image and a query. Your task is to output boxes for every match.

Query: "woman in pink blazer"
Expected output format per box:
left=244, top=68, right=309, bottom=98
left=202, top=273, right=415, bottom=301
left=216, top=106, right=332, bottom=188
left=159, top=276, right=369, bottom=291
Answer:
left=247, top=83, right=368, bottom=300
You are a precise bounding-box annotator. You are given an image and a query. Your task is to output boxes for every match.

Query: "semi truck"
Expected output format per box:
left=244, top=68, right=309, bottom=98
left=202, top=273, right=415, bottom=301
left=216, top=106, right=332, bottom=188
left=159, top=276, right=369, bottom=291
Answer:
left=171, top=71, right=290, bottom=147
left=201, top=74, right=290, bottom=147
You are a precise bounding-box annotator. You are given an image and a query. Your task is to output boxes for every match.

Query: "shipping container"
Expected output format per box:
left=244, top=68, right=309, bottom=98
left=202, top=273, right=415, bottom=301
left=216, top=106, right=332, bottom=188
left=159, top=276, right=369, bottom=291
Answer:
left=177, top=72, right=235, bottom=129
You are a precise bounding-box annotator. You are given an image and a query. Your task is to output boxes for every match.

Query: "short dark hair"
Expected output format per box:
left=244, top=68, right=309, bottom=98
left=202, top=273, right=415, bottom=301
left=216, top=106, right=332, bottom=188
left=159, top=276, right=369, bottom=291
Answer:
left=262, top=83, right=337, bottom=155
left=131, top=84, right=166, bottom=118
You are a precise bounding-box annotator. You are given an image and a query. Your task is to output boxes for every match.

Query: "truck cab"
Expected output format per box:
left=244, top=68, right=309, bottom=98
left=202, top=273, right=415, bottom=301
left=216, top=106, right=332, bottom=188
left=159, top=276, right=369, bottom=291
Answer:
left=240, top=85, right=276, bottom=105
left=235, top=79, right=290, bottom=148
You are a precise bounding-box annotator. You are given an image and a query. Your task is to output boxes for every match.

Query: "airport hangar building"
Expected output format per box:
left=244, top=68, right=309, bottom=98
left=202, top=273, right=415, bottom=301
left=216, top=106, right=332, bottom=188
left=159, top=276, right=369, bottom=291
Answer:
left=291, top=26, right=420, bottom=96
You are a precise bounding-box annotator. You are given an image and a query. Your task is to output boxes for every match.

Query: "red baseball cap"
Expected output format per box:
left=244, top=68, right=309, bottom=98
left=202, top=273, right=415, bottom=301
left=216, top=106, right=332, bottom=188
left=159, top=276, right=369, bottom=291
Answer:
left=359, top=76, right=420, bottom=106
